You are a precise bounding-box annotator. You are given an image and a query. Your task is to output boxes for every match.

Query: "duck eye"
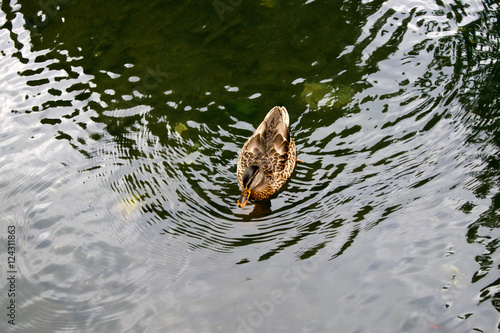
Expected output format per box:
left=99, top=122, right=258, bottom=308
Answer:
left=242, top=165, right=259, bottom=188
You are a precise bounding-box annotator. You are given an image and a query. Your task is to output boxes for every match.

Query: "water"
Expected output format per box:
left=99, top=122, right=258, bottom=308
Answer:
left=1, top=0, right=499, bottom=332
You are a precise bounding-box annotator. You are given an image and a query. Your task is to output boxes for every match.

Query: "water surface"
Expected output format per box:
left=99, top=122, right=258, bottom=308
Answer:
left=1, top=0, right=499, bottom=332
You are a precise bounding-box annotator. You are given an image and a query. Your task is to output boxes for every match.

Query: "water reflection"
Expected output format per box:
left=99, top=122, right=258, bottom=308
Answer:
left=458, top=0, right=500, bottom=315
left=0, top=0, right=499, bottom=331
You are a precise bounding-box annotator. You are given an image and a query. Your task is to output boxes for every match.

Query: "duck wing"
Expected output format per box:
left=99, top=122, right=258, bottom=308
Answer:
left=245, top=106, right=291, bottom=172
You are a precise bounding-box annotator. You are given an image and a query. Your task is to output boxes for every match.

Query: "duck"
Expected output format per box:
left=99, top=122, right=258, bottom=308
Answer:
left=237, top=106, right=300, bottom=208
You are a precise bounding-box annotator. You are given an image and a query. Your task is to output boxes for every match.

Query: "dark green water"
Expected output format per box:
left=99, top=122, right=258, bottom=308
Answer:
left=1, top=0, right=499, bottom=332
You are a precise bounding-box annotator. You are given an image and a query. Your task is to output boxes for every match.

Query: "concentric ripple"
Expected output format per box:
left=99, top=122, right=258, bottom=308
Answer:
left=0, top=0, right=499, bottom=332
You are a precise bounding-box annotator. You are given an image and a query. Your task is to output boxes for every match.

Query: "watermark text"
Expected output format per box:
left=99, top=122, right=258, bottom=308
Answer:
left=6, top=225, right=16, bottom=326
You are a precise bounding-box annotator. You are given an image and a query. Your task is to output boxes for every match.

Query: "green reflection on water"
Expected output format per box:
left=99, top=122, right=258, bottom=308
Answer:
left=1, top=0, right=500, bottom=330
left=17, top=0, right=375, bottom=119
left=458, top=0, right=500, bottom=314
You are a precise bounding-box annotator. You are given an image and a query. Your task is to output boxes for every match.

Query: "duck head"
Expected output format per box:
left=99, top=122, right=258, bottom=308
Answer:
left=237, top=165, right=265, bottom=208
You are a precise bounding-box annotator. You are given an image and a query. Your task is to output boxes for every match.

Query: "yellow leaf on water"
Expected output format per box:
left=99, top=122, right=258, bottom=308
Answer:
left=260, top=0, right=278, bottom=8
left=301, top=82, right=331, bottom=108
left=174, top=122, right=188, bottom=135
left=301, top=82, right=355, bottom=110
left=118, top=195, right=141, bottom=221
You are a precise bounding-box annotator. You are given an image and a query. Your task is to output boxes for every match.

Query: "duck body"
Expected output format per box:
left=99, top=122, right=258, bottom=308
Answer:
left=237, top=106, right=298, bottom=207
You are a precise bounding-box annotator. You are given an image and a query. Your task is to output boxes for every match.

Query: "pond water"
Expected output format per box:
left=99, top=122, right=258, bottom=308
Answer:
left=1, top=0, right=499, bottom=332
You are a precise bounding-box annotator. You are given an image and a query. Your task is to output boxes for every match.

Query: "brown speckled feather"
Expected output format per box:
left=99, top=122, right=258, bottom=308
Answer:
left=237, top=106, right=297, bottom=201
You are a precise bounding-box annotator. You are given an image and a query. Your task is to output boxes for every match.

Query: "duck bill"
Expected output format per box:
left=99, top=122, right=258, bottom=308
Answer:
left=237, top=189, right=251, bottom=208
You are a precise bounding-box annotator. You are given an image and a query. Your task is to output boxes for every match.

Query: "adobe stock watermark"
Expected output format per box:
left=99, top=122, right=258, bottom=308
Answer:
left=213, top=0, right=242, bottom=22
left=338, top=25, right=363, bottom=68
left=25, top=0, right=71, bottom=33
left=135, top=64, right=169, bottom=96
left=6, top=225, right=17, bottom=326
left=237, top=259, right=320, bottom=333
left=236, top=203, right=348, bottom=333
left=110, top=64, right=169, bottom=111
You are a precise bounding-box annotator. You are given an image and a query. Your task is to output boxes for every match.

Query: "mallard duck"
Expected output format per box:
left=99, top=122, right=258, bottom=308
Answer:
left=237, top=106, right=299, bottom=207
